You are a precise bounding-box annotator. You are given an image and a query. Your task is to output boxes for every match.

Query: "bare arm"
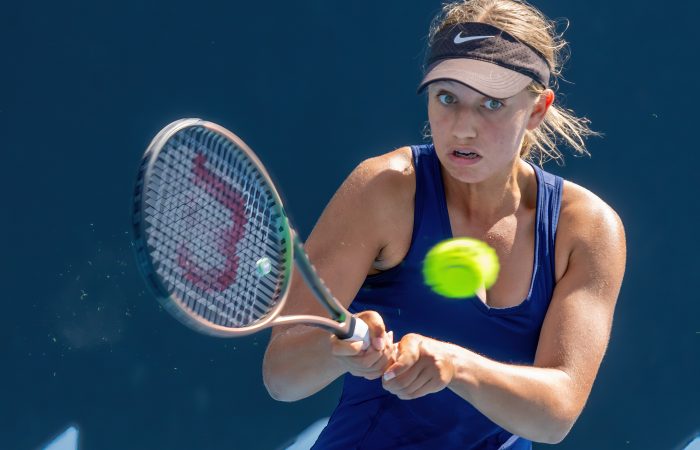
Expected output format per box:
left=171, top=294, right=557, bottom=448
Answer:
left=262, top=149, right=414, bottom=401
left=382, top=186, right=627, bottom=443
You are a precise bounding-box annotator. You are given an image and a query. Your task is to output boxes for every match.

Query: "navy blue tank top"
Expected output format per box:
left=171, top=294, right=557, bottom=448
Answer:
left=312, top=144, right=563, bottom=450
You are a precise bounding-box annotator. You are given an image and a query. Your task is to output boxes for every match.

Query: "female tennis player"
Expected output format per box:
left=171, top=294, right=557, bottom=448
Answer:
left=263, top=0, right=626, bottom=448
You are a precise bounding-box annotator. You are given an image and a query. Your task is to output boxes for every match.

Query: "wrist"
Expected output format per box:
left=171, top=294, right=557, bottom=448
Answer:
left=446, top=344, right=478, bottom=399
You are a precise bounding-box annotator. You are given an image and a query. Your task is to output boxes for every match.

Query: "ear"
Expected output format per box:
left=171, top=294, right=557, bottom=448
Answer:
left=526, top=89, right=554, bottom=130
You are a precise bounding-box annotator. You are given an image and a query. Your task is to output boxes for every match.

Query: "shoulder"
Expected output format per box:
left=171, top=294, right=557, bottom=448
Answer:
left=554, top=179, right=626, bottom=280
left=347, top=146, right=414, bottom=194
left=336, top=146, right=415, bottom=220
left=559, top=179, right=625, bottom=240
left=311, top=146, right=415, bottom=251
left=336, top=146, right=416, bottom=271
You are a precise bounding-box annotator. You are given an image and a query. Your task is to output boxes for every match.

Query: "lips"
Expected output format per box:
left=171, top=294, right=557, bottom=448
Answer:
left=452, top=148, right=481, bottom=159
left=447, top=148, right=482, bottom=166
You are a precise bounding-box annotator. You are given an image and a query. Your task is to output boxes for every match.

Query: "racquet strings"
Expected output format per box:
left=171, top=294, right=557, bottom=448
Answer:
left=142, top=125, right=290, bottom=329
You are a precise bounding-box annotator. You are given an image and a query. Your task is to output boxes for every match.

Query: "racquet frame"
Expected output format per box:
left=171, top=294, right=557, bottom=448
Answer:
left=132, top=119, right=365, bottom=341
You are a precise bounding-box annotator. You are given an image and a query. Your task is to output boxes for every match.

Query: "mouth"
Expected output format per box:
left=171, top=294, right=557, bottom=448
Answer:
left=452, top=149, right=481, bottom=160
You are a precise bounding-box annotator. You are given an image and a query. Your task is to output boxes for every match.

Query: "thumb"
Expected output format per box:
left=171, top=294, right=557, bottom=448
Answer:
left=356, top=310, right=386, bottom=351
left=383, top=336, right=418, bottom=381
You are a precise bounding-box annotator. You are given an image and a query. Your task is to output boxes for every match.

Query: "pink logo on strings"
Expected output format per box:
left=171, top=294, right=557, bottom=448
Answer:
left=177, top=153, right=247, bottom=292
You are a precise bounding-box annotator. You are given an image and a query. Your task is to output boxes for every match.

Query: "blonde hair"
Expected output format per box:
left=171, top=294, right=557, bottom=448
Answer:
left=424, top=0, right=600, bottom=165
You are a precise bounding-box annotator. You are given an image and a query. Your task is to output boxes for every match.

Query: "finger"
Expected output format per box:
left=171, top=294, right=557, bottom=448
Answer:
left=396, top=370, right=432, bottom=400
left=330, top=335, right=366, bottom=356
left=383, top=337, right=419, bottom=381
left=389, top=343, right=399, bottom=362
left=386, top=331, right=394, bottom=347
left=356, top=339, right=403, bottom=380
left=385, top=331, right=397, bottom=354
left=344, top=355, right=387, bottom=380
left=379, top=336, right=397, bottom=356
left=346, top=352, right=389, bottom=379
left=356, top=311, right=387, bottom=351
left=349, top=346, right=383, bottom=369
left=384, top=364, right=424, bottom=394
left=365, top=348, right=395, bottom=373
left=399, top=377, right=441, bottom=400
left=382, top=331, right=397, bottom=362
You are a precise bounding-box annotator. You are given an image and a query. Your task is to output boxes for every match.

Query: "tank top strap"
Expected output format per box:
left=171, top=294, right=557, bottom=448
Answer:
left=407, top=143, right=451, bottom=259
left=529, top=162, right=564, bottom=285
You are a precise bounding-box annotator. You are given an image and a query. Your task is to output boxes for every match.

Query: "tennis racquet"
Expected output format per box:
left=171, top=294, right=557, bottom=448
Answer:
left=132, top=118, right=369, bottom=348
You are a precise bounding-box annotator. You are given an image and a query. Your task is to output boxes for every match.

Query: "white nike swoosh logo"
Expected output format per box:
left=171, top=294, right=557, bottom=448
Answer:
left=453, top=33, right=494, bottom=44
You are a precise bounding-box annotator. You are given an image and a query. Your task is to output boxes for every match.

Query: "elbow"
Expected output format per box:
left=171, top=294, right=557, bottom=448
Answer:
left=515, top=389, right=580, bottom=444
left=537, top=420, right=574, bottom=444
left=262, top=370, right=286, bottom=402
left=263, top=375, right=299, bottom=403
left=535, top=401, right=580, bottom=444
left=264, top=378, right=309, bottom=403
left=262, top=348, right=304, bottom=403
left=524, top=416, right=574, bottom=444
left=262, top=353, right=292, bottom=402
left=264, top=380, right=296, bottom=403
left=531, top=373, right=585, bottom=444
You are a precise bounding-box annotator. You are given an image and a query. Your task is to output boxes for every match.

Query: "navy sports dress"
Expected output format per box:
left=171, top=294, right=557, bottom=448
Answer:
left=312, top=143, right=564, bottom=450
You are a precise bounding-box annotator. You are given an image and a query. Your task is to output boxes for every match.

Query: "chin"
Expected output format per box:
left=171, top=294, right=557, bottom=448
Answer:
left=440, top=160, right=489, bottom=184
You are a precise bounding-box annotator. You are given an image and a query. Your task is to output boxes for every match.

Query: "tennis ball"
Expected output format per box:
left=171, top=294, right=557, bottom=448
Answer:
left=422, top=238, right=500, bottom=298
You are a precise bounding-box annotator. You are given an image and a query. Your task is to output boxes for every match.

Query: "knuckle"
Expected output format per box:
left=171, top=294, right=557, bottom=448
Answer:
left=401, top=333, right=421, bottom=347
left=360, top=353, right=379, bottom=367
left=358, top=310, right=380, bottom=322
left=368, top=358, right=385, bottom=371
left=394, top=378, right=410, bottom=390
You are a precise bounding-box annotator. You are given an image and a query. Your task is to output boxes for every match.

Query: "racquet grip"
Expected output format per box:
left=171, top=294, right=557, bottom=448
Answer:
left=343, top=316, right=370, bottom=350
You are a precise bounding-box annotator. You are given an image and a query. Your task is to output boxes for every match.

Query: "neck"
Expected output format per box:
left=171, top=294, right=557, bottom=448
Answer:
left=442, top=158, right=533, bottom=228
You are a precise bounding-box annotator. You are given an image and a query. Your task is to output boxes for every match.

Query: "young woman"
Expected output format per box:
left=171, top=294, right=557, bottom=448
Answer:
left=263, top=1, right=626, bottom=448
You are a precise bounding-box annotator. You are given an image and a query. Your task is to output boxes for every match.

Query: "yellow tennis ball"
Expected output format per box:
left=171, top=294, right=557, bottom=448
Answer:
left=422, top=238, right=500, bottom=298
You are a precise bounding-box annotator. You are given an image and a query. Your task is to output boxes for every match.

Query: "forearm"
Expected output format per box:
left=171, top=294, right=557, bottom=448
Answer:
left=447, top=345, right=578, bottom=444
left=262, top=325, right=345, bottom=402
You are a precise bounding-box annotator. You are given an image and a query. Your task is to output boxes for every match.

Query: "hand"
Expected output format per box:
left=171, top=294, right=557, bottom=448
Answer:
left=381, top=333, right=456, bottom=400
left=330, top=310, right=396, bottom=380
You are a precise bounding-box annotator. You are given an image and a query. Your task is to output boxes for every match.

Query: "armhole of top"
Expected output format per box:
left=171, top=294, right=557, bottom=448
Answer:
left=363, top=145, right=423, bottom=282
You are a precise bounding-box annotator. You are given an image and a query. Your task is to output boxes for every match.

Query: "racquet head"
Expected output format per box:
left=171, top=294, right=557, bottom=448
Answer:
left=132, top=118, right=294, bottom=337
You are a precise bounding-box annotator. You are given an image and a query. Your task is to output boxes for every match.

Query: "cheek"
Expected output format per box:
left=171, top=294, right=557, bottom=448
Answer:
left=510, top=114, right=531, bottom=144
left=427, top=105, right=449, bottom=138
left=492, top=112, right=529, bottom=145
left=427, top=101, right=443, bottom=124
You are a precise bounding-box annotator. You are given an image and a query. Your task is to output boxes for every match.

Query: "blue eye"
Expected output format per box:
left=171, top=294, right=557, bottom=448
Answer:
left=438, top=93, right=456, bottom=105
left=483, top=98, right=504, bottom=111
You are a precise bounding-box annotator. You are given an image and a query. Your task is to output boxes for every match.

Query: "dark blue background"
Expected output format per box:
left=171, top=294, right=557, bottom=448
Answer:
left=3, top=1, right=699, bottom=449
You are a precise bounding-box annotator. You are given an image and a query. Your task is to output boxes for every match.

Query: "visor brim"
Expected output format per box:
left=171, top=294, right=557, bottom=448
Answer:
left=417, top=59, right=533, bottom=98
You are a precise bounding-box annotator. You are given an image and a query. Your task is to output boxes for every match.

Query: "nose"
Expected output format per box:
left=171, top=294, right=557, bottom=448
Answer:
left=451, top=107, right=478, bottom=141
